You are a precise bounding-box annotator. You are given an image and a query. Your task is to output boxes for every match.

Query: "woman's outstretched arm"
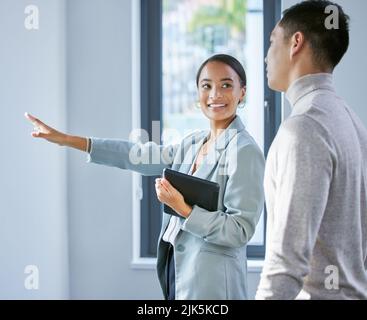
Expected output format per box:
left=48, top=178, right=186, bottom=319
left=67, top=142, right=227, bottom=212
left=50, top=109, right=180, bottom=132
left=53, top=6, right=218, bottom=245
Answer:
left=25, top=112, right=180, bottom=176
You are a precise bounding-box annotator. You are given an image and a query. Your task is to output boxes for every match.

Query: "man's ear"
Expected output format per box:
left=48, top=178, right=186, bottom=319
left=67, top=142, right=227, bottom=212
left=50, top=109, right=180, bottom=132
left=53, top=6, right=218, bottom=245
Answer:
left=290, top=31, right=305, bottom=59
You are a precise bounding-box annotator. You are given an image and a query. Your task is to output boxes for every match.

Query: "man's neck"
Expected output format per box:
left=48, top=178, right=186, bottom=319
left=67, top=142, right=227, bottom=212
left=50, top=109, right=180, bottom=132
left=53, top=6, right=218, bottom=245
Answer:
left=286, top=65, right=333, bottom=91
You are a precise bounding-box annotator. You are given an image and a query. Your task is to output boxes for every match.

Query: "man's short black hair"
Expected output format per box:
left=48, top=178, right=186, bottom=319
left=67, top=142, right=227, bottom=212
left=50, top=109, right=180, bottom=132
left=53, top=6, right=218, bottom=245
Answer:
left=279, top=0, right=350, bottom=69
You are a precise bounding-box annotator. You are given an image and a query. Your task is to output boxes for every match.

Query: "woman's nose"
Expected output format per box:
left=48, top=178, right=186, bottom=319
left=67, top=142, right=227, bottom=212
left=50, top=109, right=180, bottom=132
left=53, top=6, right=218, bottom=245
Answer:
left=209, top=88, right=223, bottom=99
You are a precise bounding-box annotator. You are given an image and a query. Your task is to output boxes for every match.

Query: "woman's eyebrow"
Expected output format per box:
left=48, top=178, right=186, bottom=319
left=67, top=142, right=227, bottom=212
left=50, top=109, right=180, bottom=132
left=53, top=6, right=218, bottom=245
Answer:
left=200, top=78, right=234, bottom=83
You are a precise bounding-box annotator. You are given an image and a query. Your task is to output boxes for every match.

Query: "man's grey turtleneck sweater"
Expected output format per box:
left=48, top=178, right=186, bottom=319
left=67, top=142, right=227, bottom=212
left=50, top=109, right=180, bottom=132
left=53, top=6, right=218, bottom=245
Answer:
left=256, top=73, right=367, bottom=300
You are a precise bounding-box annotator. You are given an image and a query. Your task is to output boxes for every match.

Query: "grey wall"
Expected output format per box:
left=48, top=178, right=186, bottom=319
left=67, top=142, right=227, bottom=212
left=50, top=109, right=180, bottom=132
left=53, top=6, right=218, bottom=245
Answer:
left=0, top=0, right=69, bottom=299
left=66, top=0, right=161, bottom=299
left=333, top=0, right=367, bottom=124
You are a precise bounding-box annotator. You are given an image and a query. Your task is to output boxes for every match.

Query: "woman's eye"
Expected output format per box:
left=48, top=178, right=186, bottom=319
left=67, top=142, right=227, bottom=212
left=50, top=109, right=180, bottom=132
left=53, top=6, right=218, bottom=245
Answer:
left=222, top=83, right=232, bottom=88
left=202, top=84, right=211, bottom=89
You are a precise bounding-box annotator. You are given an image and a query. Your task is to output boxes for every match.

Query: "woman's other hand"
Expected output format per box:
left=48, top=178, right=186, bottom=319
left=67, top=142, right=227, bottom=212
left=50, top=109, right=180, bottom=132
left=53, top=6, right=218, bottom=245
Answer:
left=155, top=178, right=192, bottom=218
left=24, top=112, right=67, bottom=146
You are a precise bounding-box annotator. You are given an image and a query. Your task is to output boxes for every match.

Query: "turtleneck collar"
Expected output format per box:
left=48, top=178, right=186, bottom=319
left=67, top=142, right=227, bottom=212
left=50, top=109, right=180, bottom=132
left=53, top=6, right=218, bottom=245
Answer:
left=285, top=73, right=335, bottom=107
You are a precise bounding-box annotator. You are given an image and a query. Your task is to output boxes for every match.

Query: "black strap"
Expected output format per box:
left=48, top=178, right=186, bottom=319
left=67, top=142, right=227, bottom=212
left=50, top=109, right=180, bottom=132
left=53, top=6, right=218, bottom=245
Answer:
left=166, top=244, right=176, bottom=300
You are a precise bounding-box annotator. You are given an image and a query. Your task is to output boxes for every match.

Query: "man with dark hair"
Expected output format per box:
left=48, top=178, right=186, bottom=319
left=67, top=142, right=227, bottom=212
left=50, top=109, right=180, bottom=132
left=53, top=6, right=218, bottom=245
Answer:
left=256, top=0, right=367, bottom=299
left=279, top=0, right=349, bottom=69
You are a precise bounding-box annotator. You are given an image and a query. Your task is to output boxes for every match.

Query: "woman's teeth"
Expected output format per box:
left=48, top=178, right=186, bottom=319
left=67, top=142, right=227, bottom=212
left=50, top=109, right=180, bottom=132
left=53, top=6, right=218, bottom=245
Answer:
left=208, top=104, right=226, bottom=108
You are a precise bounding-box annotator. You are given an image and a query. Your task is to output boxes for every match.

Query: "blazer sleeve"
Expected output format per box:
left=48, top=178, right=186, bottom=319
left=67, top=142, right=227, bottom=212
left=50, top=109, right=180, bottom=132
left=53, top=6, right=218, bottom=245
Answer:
left=181, top=143, right=265, bottom=248
left=87, top=137, right=179, bottom=176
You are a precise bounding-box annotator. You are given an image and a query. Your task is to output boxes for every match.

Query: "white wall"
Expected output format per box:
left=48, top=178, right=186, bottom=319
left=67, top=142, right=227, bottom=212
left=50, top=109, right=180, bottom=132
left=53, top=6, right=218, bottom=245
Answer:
left=0, top=0, right=69, bottom=299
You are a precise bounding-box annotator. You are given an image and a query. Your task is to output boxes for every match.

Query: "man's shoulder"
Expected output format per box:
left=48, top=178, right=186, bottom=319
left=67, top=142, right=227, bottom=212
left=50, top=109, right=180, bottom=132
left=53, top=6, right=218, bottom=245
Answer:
left=281, top=114, right=325, bottom=138
left=277, top=114, right=336, bottom=155
left=291, top=88, right=345, bottom=122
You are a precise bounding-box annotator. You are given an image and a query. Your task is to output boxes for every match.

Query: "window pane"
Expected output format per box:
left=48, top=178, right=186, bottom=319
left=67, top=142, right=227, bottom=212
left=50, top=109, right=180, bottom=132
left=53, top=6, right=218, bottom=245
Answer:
left=162, top=0, right=264, bottom=247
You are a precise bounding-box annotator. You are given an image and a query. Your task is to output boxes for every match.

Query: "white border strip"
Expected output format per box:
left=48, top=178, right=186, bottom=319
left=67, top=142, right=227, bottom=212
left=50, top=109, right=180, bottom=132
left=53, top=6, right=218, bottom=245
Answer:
left=131, top=257, right=264, bottom=272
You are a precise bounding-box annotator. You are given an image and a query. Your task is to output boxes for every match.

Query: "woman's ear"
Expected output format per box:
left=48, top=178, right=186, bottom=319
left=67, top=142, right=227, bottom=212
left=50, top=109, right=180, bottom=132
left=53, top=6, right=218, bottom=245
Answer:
left=240, top=86, right=247, bottom=103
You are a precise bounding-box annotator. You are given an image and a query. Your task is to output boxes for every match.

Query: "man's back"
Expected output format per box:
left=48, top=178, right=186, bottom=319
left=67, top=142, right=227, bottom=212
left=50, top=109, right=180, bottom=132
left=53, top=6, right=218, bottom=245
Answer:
left=259, top=74, right=367, bottom=299
left=300, top=77, right=367, bottom=299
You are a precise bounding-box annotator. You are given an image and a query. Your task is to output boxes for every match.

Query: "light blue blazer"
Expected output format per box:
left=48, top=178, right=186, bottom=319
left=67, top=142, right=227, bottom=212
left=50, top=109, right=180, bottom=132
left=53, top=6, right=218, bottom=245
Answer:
left=88, top=115, right=265, bottom=299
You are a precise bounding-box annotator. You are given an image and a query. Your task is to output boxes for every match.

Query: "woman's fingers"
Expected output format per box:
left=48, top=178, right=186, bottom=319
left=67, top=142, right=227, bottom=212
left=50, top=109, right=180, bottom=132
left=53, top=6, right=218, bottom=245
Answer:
left=161, top=178, right=170, bottom=187
left=155, top=178, right=164, bottom=190
left=25, top=112, right=43, bottom=127
left=25, top=112, right=53, bottom=133
left=24, top=112, right=36, bottom=122
left=31, top=131, right=46, bottom=138
left=25, top=112, right=66, bottom=144
left=155, top=179, right=164, bottom=202
left=25, top=112, right=69, bottom=147
left=161, top=178, right=174, bottom=193
left=155, top=178, right=169, bottom=193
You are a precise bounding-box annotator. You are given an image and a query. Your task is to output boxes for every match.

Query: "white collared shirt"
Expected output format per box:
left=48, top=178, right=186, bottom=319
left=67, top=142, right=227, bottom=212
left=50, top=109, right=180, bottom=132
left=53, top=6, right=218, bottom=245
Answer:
left=162, top=148, right=202, bottom=245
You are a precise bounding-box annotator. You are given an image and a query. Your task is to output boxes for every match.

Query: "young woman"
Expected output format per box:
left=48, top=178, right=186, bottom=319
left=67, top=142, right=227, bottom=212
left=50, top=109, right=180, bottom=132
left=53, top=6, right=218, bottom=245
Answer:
left=25, top=54, right=265, bottom=300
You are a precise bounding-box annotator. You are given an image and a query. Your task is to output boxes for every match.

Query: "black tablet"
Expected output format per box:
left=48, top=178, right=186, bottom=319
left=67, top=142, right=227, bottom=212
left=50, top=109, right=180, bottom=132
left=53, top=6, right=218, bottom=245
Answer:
left=163, top=168, right=220, bottom=217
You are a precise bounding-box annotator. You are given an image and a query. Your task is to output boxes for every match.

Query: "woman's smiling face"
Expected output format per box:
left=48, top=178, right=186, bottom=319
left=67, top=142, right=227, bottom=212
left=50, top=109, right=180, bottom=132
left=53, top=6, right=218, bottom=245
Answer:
left=197, top=61, right=246, bottom=122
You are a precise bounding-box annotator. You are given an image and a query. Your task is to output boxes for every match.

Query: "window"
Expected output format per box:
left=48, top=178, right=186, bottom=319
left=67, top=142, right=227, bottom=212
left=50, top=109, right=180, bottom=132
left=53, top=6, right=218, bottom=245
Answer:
left=139, top=0, right=281, bottom=259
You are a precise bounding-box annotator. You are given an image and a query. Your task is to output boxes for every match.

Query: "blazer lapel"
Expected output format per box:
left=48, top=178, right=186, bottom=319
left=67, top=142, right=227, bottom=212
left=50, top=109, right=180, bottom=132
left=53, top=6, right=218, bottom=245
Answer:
left=173, top=131, right=208, bottom=174
left=194, top=116, right=245, bottom=180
